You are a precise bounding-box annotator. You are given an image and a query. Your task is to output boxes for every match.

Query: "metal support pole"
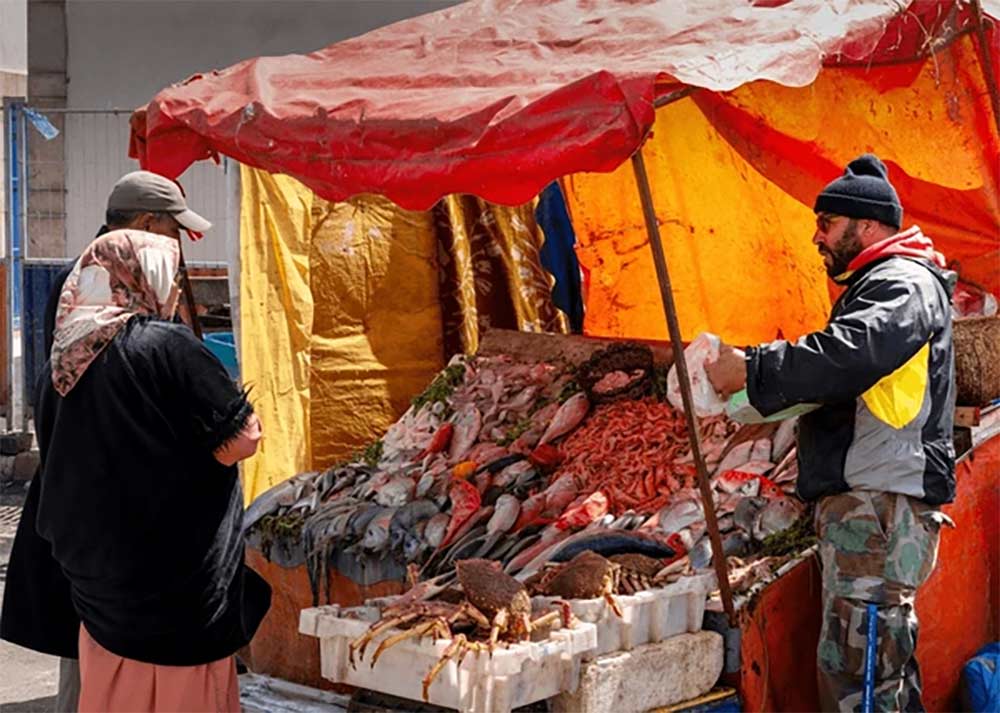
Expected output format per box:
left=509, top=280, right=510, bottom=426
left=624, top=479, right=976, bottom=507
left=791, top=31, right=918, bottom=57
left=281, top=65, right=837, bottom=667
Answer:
left=17, top=103, right=29, bottom=434
left=630, top=147, right=737, bottom=626
left=3, top=98, right=22, bottom=427
left=3, top=97, right=26, bottom=432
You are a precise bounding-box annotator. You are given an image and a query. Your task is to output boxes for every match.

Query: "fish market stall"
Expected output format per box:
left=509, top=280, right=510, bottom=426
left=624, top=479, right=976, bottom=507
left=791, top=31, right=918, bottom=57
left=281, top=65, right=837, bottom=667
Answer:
left=243, top=329, right=813, bottom=708
left=128, top=0, right=999, bottom=708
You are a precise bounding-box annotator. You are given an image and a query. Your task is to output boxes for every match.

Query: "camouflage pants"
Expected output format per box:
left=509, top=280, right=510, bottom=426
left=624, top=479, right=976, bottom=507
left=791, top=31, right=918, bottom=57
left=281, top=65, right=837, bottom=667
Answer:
left=815, top=491, right=950, bottom=713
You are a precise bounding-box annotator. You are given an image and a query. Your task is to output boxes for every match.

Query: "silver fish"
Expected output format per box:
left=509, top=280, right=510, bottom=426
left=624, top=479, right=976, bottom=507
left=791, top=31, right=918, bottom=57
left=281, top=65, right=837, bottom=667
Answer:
left=715, top=440, right=754, bottom=475
left=539, top=392, right=590, bottom=445
left=362, top=508, right=395, bottom=552
left=389, top=499, right=439, bottom=552
left=676, top=521, right=707, bottom=551
left=472, top=494, right=521, bottom=557
left=648, top=498, right=703, bottom=535
left=243, top=472, right=316, bottom=533
left=734, top=496, right=769, bottom=534
left=493, top=460, right=534, bottom=489
left=374, top=476, right=415, bottom=508
left=772, top=417, right=798, bottom=463
left=346, top=503, right=382, bottom=539
left=416, top=471, right=437, bottom=499
left=423, top=512, right=450, bottom=549
left=449, top=405, right=483, bottom=462
left=771, top=448, right=799, bottom=484
left=689, top=531, right=751, bottom=569
left=753, top=497, right=805, bottom=541
left=749, top=438, right=772, bottom=463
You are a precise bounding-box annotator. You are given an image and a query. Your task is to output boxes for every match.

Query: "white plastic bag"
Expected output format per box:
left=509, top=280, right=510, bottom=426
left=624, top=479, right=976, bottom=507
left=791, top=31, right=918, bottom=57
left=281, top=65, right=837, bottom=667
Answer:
left=667, top=333, right=726, bottom=417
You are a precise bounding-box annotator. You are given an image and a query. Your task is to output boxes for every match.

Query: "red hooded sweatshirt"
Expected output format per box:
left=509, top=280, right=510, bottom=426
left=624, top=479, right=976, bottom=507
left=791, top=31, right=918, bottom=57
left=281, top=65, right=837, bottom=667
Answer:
left=835, top=226, right=946, bottom=283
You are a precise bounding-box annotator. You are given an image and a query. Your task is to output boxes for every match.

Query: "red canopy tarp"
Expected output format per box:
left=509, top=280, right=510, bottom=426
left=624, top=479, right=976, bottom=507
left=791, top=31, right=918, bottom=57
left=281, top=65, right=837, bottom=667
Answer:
left=129, top=0, right=989, bottom=211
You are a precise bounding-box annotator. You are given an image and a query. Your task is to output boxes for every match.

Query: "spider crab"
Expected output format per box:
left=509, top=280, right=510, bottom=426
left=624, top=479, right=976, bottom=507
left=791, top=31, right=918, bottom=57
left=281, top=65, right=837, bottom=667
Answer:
left=536, top=550, right=624, bottom=616
left=348, top=558, right=572, bottom=702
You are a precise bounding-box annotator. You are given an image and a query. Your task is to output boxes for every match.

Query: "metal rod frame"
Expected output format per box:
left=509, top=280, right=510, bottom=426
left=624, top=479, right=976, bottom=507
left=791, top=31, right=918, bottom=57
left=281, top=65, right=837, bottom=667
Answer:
left=630, top=148, right=737, bottom=625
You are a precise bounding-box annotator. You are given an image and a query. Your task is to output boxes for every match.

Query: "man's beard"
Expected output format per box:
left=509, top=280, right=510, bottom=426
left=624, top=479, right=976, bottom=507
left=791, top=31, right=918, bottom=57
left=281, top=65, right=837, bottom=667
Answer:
left=823, top=219, right=863, bottom=277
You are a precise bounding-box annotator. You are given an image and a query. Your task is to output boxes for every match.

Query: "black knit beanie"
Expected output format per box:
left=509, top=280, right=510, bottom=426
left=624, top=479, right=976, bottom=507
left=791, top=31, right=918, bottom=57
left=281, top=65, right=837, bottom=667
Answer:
left=813, top=154, right=902, bottom=229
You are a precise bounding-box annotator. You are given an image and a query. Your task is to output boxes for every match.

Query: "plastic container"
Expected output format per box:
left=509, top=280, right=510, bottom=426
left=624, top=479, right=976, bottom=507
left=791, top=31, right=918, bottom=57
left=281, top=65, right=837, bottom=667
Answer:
left=299, top=603, right=598, bottom=713
left=532, top=572, right=716, bottom=658
left=205, top=331, right=239, bottom=379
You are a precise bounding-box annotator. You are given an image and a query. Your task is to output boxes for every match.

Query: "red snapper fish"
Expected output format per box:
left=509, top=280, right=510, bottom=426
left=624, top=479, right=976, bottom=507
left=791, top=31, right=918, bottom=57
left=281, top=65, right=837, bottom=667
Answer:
left=439, top=480, right=481, bottom=548
left=555, top=490, right=610, bottom=530
left=417, top=422, right=453, bottom=460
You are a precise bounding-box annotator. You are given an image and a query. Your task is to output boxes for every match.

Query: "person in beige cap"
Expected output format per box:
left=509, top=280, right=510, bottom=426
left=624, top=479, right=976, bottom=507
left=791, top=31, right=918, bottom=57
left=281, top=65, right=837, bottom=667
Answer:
left=40, top=170, right=212, bottom=353
left=0, top=170, right=214, bottom=713
left=103, top=169, right=212, bottom=238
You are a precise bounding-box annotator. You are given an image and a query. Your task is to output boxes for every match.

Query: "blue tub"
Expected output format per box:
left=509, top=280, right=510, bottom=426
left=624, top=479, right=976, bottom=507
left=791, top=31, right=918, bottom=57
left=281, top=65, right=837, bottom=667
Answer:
left=205, top=332, right=239, bottom=379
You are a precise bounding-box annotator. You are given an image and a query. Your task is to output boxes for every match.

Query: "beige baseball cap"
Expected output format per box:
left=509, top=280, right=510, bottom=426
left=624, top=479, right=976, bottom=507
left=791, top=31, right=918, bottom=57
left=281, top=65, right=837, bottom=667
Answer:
left=107, top=170, right=212, bottom=233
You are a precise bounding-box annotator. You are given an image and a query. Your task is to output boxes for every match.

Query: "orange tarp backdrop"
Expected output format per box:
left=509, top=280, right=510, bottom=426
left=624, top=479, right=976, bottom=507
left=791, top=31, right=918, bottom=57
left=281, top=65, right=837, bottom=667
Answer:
left=566, top=32, right=999, bottom=345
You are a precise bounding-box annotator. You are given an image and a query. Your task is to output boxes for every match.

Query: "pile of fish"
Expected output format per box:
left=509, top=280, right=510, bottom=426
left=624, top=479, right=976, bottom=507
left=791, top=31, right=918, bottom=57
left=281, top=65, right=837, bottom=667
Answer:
left=245, top=347, right=811, bottom=605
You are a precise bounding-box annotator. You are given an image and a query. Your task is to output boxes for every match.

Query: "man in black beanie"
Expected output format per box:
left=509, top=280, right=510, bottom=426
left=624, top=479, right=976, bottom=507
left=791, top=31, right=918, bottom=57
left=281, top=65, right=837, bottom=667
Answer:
left=706, top=154, right=956, bottom=711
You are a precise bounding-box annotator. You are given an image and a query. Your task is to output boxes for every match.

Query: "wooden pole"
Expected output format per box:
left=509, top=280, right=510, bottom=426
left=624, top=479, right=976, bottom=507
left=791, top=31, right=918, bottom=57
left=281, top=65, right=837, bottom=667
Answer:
left=630, top=148, right=737, bottom=626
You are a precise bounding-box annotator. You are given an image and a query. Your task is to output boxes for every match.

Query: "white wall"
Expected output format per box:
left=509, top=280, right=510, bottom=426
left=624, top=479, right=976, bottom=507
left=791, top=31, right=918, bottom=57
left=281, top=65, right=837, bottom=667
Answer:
left=0, top=0, right=27, bottom=73
left=61, top=0, right=459, bottom=261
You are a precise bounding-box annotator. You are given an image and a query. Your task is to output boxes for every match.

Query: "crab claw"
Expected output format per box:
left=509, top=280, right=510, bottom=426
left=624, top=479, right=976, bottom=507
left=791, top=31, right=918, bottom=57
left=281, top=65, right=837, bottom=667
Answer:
left=422, top=634, right=470, bottom=702
left=604, top=592, right=624, bottom=618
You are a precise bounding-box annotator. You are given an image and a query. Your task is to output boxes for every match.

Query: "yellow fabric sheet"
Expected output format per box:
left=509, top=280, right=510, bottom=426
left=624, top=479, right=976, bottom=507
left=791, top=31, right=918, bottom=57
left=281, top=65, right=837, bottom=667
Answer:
left=239, top=167, right=314, bottom=503
left=239, top=170, right=565, bottom=501
left=308, top=196, right=444, bottom=472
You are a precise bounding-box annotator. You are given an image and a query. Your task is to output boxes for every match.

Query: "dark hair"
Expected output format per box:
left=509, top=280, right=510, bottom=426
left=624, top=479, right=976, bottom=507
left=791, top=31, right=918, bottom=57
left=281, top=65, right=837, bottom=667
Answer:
left=105, top=208, right=148, bottom=228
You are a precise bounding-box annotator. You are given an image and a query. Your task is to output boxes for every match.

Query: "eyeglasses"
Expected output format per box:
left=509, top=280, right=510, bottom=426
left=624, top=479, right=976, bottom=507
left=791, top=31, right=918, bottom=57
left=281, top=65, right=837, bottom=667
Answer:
left=815, top=213, right=846, bottom=232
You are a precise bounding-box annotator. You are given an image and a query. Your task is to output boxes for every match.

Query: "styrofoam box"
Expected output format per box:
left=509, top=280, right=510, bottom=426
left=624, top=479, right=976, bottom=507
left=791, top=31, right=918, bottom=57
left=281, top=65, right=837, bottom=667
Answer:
left=531, top=572, right=716, bottom=659
left=299, top=604, right=598, bottom=713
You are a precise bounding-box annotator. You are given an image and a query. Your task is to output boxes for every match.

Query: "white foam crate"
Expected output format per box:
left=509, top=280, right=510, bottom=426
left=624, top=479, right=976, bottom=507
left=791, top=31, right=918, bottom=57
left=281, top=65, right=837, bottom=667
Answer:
left=299, top=604, right=598, bottom=713
left=531, top=572, right=716, bottom=658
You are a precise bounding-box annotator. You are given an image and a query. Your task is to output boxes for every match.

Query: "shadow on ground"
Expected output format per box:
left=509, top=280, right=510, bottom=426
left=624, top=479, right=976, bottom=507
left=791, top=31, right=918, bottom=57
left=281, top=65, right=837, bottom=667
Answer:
left=0, top=695, right=57, bottom=713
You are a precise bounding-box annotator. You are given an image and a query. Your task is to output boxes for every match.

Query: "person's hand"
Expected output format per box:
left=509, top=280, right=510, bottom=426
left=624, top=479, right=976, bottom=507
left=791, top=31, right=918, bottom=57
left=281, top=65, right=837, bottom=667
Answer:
left=705, top=344, right=747, bottom=398
left=214, top=413, right=263, bottom=466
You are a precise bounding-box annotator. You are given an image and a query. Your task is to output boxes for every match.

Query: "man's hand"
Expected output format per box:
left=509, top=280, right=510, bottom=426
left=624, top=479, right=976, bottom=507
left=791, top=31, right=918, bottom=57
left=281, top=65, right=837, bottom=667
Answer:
left=706, top=344, right=747, bottom=398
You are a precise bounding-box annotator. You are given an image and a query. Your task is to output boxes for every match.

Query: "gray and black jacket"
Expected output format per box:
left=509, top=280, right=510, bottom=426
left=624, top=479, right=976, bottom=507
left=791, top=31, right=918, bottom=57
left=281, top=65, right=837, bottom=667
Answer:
left=746, top=234, right=956, bottom=506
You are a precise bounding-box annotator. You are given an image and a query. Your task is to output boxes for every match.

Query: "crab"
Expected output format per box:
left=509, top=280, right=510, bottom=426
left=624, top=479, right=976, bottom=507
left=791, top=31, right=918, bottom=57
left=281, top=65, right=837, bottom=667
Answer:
left=347, top=558, right=573, bottom=702
left=538, top=551, right=624, bottom=617
left=609, top=553, right=662, bottom=594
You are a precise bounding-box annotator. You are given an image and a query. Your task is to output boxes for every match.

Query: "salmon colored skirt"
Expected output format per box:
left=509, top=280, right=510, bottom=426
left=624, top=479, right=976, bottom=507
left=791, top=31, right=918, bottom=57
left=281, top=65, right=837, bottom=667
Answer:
left=78, top=625, right=241, bottom=712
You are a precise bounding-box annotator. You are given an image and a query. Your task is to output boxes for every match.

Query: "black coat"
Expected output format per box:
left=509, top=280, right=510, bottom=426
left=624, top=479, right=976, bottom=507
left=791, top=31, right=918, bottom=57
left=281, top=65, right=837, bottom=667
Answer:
left=1, top=265, right=79, bottom=658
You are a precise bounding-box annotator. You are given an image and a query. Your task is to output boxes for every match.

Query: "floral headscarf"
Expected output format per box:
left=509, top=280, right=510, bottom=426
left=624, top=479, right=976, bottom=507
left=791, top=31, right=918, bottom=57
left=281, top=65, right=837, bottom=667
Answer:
left=51, top=230, right=181, bottom=396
